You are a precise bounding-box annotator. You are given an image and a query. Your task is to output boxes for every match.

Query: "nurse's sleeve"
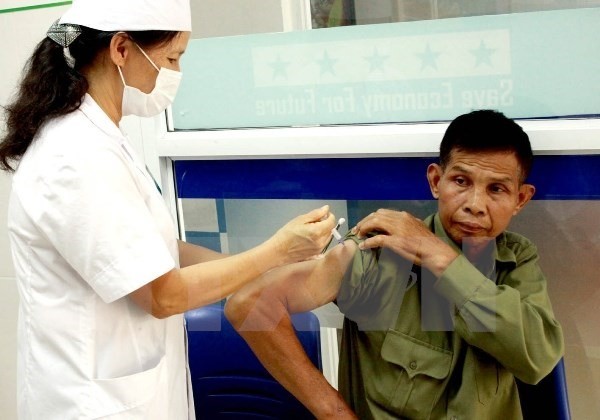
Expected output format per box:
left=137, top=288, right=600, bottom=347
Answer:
left=20, top=146, right=175, bottom=303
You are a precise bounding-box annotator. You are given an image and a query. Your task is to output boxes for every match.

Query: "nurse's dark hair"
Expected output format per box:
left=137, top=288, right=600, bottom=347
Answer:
left=0, top=27, right=179, bottom=172
left=439, top=109, right=533, bottom=184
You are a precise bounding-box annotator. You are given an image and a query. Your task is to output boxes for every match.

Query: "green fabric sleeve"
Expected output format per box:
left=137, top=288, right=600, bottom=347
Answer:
left=336, top=232, right=414, bottom=331
left=435, top=239, right=564, bottom=384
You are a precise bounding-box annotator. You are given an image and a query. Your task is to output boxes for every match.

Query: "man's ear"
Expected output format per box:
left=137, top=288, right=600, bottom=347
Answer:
left=514, top=183, right=536, bottom=215
left=427, top=163, right=443, bottom=199
left=109, top=32, right=133, bottom=67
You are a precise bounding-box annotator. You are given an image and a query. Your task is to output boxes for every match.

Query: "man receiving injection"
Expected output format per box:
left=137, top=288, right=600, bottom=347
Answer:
left=225, top=110, right=563, bottom=419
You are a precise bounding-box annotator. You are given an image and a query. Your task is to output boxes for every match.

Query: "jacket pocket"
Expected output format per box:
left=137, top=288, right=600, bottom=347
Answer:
left=89, top=355, right=167, bottom=419
left=380, top=330, right=452, bottom=418
left=473, top=349, right=499, bottom=405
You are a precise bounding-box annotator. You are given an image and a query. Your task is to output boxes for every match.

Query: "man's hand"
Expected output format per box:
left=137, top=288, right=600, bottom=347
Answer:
left=353, top=209, right=458, bottom=277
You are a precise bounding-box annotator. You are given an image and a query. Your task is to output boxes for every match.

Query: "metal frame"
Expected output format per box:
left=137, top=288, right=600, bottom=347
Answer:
left=157, top=118, right=600, bottom=161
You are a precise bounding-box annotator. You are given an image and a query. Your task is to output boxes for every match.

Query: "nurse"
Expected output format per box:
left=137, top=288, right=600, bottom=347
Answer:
left=0, top=0, right=335, bottom=418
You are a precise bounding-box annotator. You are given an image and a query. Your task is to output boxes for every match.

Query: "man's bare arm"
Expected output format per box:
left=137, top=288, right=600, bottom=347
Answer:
left=225, top=241, right=358, bottom=419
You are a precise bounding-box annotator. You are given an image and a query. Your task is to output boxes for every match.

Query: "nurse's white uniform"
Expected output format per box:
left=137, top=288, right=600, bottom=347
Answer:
left=9, top=94, right=194, bottom=419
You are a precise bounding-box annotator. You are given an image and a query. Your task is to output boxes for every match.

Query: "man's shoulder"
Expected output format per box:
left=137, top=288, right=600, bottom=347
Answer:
left=499, top=230, right=539, bottom=263
left=501, top=229, right=535, bottom=248
left=423, top=213, right=436, bottom=231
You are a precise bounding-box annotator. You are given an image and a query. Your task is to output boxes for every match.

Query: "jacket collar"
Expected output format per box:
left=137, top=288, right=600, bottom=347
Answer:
left=78, top=94, right=126, bottom=141
left=426, top=213, right=516, bottom=276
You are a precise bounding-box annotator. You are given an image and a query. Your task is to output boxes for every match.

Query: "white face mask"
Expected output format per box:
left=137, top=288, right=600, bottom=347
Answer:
left=118, top=44, right=182, bottom=118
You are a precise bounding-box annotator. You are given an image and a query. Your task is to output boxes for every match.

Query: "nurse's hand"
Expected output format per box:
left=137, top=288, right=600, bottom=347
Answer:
left=269, top=205, right=336, bottom=265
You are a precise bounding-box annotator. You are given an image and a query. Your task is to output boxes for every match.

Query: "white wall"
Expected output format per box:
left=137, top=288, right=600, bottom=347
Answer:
left=0, top=4, right=71, bottom=418
left=190, top=0, right=284, bottom=38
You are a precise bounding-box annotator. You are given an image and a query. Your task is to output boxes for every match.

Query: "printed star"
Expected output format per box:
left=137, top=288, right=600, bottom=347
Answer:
left=317, top=50, right=337, bottom=76
left=365, top=48, right=389, bottom=73
left=417, top=43, right=441, bottom=71
left=270, top=54, right=290, bottom=79
left=471, top=40, right=496, bottom=67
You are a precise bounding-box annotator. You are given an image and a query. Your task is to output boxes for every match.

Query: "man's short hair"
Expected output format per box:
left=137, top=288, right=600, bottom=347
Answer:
left=439, top=109, right=533, bottom=183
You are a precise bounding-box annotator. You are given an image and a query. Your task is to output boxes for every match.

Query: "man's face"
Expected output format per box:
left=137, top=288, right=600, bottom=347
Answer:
left=427, top=149, right=535, bottom=249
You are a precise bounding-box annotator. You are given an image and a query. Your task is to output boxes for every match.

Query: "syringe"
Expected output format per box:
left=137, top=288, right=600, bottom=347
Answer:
left=321, top=217, right=346, bottom=254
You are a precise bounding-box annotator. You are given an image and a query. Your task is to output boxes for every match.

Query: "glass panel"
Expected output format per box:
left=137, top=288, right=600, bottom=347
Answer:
left=173, top=7, right=600, bottom=130
left=311, top=0, right=600, bottom=28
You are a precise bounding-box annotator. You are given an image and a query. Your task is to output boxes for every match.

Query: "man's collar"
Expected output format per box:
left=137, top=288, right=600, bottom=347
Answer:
left=428, top=212, right=516, bottom=272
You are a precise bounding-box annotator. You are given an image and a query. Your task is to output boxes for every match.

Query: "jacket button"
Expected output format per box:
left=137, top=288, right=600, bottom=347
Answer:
left=409, top=361, right=417, bottom=370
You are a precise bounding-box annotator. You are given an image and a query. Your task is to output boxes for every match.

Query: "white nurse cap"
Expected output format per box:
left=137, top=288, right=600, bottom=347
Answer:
left=59, top=0, right=192, bottom=32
